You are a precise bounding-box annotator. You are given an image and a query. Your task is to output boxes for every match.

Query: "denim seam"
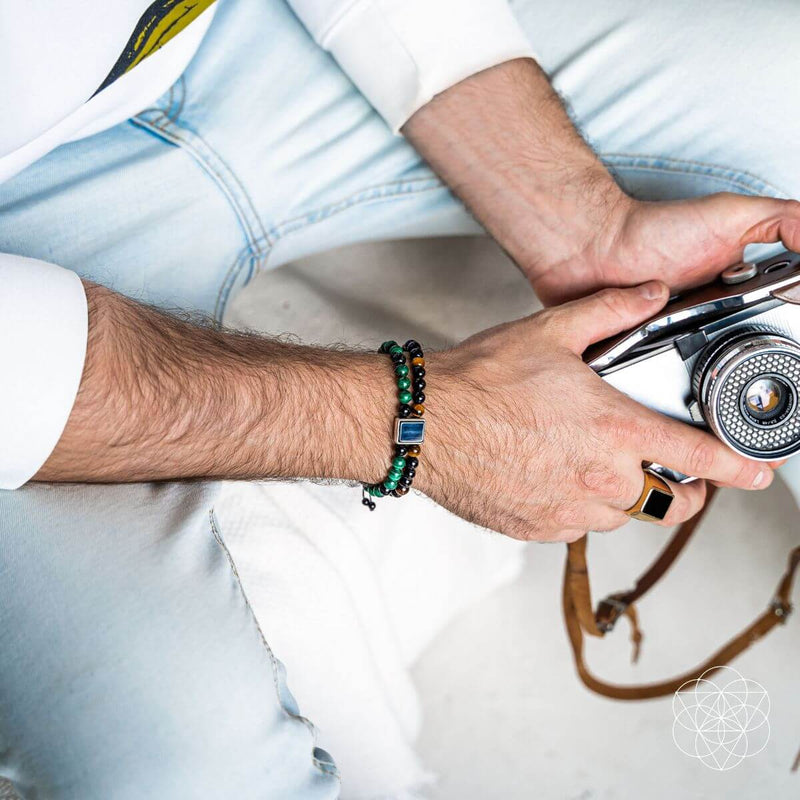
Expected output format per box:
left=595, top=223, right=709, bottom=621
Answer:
left=130, top=109, right=276, bottom=322
left=207, top=510, right=339, bottom=779
left=600, top=152, right=788, bottom=198
left=131, top=111, right=271, bottom=250
left=214, top=178, right=445, bottom=320
left=265, top=177, right=445, bottom=245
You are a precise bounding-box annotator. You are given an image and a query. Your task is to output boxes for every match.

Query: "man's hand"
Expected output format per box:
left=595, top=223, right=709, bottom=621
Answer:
left=404, top=59, right=800, bottom=306
left=532, top=193, right=800, bottom=306
left=416, top=282, right=772, bottom=542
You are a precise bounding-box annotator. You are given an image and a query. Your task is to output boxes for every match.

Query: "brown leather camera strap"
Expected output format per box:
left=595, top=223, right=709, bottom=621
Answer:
left=563, top=485, right=800, bottom=702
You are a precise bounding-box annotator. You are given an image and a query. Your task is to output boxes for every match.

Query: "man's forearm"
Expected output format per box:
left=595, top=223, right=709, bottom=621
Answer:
left=402, top=58, right=630, bottom=283
left=36, top=283, right=396, bottom=484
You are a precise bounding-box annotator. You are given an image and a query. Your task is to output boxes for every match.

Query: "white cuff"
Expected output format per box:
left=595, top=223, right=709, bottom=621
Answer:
left=295, top=0, right=536, bottom=132
left=0, top=254, right=88, bottom=489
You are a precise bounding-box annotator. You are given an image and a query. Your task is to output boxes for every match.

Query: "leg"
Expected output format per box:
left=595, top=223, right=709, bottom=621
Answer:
left=0, top=483, right=338, bottom=799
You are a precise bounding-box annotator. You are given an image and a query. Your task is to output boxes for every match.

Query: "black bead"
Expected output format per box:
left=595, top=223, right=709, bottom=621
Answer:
left=398, top=476, right=412, bottom=487
left=412, top=378, right=426, bottom=391
left=406, top=456, right=419, bottom=469
left=403, top=339, right=420, bottom=352
left=391, top=352, right=405, bottom=364
left=369, top=501, right=376, bottom=510
left=408, top=350, right=422, bottom=360
left=412, top=366, right=426, bottom=379
left=403, top=468, right=416, bottom=479
left=362, top=497, right=372, bottom=507
left=398, top=404, right=413, bottom=418
left=395, top=445, right=408, bottom=457
left=413, top=391, right=425, bottom=404
left=379, top=484, right=391, bottom=495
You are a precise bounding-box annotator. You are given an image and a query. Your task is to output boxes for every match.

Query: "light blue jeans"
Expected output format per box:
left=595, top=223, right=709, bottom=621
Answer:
left=2, top=0, right=800, bottom=797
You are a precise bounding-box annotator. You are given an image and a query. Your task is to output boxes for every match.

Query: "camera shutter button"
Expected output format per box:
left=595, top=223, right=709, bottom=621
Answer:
left=721, top=262, right=758, bottom=284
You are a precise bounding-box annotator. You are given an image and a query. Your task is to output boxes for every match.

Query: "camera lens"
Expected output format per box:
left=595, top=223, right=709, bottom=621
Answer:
left=692, top=332, right=800, bottom=460
left=742, top=376, right=791, bottom=424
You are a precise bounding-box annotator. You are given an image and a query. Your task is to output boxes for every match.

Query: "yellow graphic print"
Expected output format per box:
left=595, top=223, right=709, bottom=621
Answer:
left=94, top=0, right=217, bottom=95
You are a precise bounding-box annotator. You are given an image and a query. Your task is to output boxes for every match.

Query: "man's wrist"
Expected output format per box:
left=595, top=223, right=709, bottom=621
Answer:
left=403, top=58, right=631, bottom=289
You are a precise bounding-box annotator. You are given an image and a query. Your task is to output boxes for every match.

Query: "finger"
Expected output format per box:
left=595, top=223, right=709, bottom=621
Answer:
left=585, top=503, right=632, bottom=533
left=633, top=402, right=773, bottom=490
left=546, top=282, right=670, bottom=355
left=725, top=196, right=800, bottom=253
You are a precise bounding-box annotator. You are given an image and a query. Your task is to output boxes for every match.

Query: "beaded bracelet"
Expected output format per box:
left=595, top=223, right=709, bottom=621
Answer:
left=361, top=339, right=426, bottom=510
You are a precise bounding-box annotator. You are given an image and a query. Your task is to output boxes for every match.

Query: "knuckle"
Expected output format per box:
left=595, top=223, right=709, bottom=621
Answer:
left=576, top=463, right=626, bottom=499
left=732, top=459, right=758, bottom=488
left=687, top=439, right=716, bottom=475
left=551, top=502, right=580, bottom=531
left=595, top=288, right=629, bottom=319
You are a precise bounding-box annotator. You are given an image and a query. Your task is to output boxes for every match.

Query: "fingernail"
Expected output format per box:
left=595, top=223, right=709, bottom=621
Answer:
left=639, top=281, right=664, bottom=300
left=752, top=470, right=766, bottom=488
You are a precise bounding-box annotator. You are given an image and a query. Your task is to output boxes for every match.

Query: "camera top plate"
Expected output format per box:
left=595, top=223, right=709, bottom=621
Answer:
left=585, top=251, right=800, bottom=371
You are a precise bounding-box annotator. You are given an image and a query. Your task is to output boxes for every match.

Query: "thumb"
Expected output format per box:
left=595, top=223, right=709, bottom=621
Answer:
left=554, top=281, right=669, bottom=354
left=699, top=193, right=800, bottom=253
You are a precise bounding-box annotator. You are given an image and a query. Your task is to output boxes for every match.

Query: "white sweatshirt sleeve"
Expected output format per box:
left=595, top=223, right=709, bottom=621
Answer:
left=0, top=254, right=88, bottom=490
left=286, top=0, right=536, bottom=132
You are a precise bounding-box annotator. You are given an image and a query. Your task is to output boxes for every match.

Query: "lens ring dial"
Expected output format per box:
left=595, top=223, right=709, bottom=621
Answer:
left=694, top=333, right=800, bottom=460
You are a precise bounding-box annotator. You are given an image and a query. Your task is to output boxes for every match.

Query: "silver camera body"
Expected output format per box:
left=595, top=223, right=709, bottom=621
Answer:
left=585, top=251, right=800, bottom=482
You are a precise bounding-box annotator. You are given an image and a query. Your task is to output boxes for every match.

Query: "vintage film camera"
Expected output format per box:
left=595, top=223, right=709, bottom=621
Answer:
left=585, top=251, right=800, bottom=482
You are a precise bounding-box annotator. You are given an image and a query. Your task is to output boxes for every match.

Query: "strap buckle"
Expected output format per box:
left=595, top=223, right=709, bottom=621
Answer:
left=596, top=596, right=629, bottom=633
left=770, top=598, right=793, bottom=622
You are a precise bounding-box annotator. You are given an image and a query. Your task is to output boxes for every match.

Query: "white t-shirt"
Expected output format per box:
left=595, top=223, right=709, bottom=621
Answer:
left=0, top=0, right=534, bottom=489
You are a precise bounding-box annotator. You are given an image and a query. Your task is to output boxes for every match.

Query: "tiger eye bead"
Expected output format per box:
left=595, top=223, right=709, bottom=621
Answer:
left=412, top=404, right=425, bottom=416
left=392, top=485, right=410, bottom=497
left=411, top=357, right=425, bottom=367
left=407, top=445, right=421, bottom=456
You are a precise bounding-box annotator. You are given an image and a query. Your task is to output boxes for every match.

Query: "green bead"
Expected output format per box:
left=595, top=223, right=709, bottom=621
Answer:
left=399, top=390, right=413, bottom=404
left=388, top=469, right=402, bottom=482
left=397, top=377, right=411, bottom=390
left=392, top=456, right=406, bottom=469
left=389, top=345, right=403, bottom=355
left=381, top=340, right=397, bottom=353
left=384, top=479, right=398, bottom=490
left=369, top=486, right=381, bottom=497
left=395, top=364, right=409, bottom=377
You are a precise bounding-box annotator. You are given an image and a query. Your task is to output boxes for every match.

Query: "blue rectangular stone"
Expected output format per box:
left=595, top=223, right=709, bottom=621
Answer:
left=395, top=418, right=426, bottom=445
